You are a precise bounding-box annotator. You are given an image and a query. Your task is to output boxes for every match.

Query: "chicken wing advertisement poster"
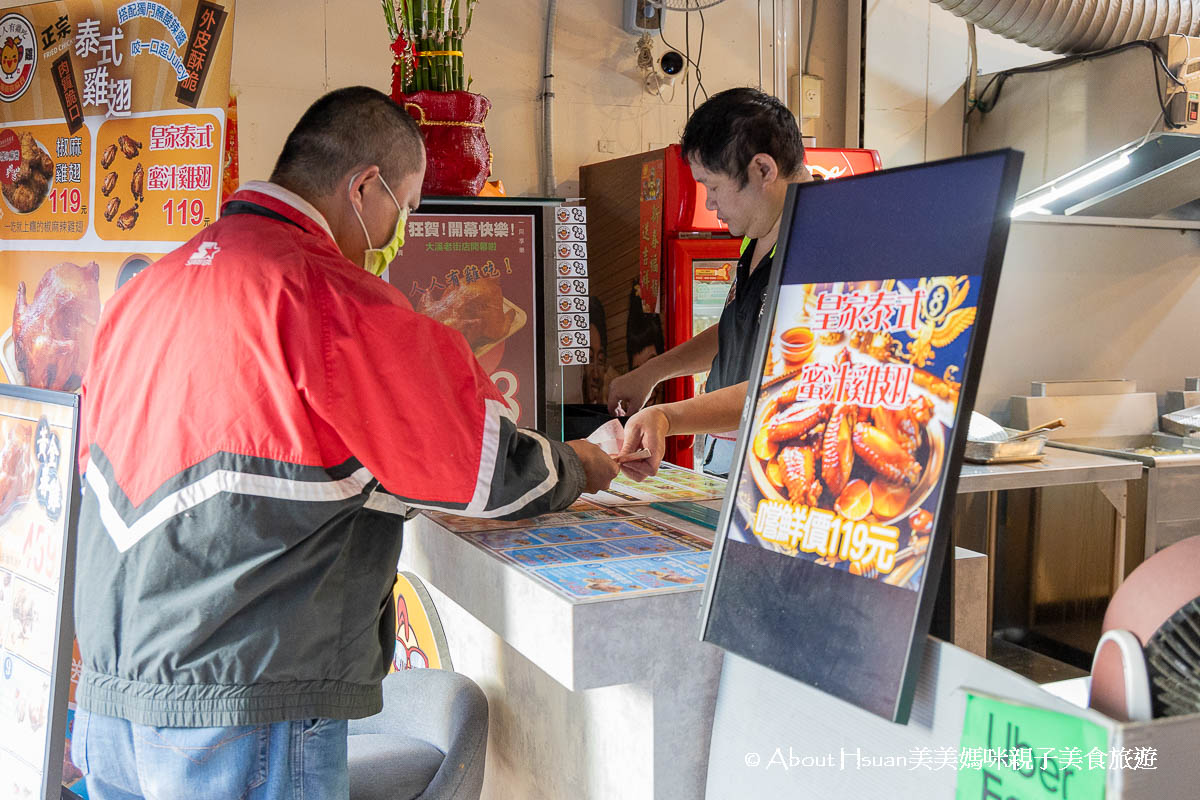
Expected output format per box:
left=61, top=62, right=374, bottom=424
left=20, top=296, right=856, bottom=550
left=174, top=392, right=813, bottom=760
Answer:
left=700, top=151, right=1021, bottom=724
left=389, top=213, right=539, bottom=427
left=1, top=0, right=235, bottom=393
left=0, top=386, right=80, bottom=800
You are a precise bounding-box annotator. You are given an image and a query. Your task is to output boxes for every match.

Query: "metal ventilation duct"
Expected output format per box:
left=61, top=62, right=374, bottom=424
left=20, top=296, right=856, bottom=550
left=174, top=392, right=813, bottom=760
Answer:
left=932, top=0, right=1200, bottom=54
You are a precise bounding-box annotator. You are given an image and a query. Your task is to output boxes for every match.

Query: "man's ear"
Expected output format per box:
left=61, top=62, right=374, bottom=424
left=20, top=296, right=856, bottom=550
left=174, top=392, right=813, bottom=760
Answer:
left=747, top=153, right=780, bottom=187
left=345, top=165, right=381, bottom=213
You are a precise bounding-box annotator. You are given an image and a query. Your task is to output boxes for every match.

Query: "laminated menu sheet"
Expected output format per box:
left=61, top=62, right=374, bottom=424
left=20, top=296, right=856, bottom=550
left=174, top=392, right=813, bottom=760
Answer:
left=452, top=516, right=713, bottom=602
left=423, top=499, right=634, bottom=534
left=583, top=462, right=729, bottom=506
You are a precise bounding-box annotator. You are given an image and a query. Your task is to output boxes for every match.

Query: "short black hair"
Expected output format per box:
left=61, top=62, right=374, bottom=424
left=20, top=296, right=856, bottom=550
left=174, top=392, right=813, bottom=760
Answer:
left=680, top=87, right=804, bottom=188
left=270, top=86, right=424, bottom=197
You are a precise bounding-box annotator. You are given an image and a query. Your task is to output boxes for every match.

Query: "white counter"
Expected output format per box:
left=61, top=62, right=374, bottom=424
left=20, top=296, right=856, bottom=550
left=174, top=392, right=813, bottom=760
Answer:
left=399, top=507, right=724, bottom=800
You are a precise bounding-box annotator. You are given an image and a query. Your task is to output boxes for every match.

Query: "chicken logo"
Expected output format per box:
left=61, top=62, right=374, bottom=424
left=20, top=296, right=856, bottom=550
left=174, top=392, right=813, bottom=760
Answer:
left=0, top=15, right=36, bottom=103
left=1, top=37, right=19, bottom=73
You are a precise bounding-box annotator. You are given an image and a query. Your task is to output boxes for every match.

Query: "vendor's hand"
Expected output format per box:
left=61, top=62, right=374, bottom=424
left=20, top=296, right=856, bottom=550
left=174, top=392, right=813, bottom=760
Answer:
left=616, top=407, right=669, bottom=482
left=566, top=440, right=621, bottom=494
left=607, top=367, right=658, bottom=417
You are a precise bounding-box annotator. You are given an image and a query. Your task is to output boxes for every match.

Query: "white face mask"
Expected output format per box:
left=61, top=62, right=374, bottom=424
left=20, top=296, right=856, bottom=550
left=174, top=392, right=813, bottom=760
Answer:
left=350, top=172, right=407, bottom=277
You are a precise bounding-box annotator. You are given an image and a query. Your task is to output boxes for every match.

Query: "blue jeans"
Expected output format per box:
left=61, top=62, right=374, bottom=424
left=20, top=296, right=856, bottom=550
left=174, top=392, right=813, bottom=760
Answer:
left=71, top=709, right=349, bottom=800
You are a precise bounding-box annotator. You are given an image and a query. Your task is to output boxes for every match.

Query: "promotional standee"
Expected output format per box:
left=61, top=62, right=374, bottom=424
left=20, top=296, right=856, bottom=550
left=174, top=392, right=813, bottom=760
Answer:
left=700, top=151, right=1022, bottom=723
left=0, top=385, right=81, bottom=800
left=388, top=199, right=568, bottom=431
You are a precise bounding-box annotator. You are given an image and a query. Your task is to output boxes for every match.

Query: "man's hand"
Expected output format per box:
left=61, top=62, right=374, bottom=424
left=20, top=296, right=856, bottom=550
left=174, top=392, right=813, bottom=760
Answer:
left=607, top=367, right=658, bottom=417
left=615, top=407, right=669, bottom=482
left=566, top=440, right=621, bottom=494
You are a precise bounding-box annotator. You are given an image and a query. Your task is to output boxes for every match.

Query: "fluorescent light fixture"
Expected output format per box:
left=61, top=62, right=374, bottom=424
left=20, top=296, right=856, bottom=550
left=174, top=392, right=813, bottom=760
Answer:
left=1011, top=151, right=1133, bottom=217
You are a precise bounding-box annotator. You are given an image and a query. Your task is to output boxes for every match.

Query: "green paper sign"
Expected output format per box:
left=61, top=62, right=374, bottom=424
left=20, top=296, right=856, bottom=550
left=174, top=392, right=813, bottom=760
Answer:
left=956, top=693, right=1110, bottom=800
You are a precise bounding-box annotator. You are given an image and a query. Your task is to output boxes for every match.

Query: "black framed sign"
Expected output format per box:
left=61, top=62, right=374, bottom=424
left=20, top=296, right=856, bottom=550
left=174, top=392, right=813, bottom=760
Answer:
left=0, top=384, right=81, bottom=799
left=699, top=151, right=1022, bottom=723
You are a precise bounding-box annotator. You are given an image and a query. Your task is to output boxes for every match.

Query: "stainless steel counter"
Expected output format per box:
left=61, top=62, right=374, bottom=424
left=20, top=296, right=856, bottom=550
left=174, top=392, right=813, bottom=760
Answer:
left=953, top=447, right=1144, bottom=642
left=957, top=447, right=1143, bottom=494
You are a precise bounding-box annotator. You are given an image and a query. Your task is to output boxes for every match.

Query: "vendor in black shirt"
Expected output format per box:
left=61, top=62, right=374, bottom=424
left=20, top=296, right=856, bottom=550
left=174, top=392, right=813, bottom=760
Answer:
left=609, top=87, right=811, bottom=478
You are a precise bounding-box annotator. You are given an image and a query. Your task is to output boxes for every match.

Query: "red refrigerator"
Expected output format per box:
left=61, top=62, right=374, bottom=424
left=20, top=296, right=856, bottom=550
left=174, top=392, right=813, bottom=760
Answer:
left=580, top=145, right=881, bottom=468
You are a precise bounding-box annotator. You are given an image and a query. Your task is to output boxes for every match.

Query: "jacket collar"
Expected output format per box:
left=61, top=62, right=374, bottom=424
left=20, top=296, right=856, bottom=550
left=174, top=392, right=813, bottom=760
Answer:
left=222, top=181, right=337, bottom=245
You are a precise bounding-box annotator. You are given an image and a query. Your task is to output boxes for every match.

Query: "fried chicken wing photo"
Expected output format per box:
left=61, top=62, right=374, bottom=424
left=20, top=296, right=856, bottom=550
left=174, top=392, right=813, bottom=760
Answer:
left=131, top=162, right=144, bottom=202
left=100, top=143, right=117, bottom=169
left=117, top=203, right=140, bottom=231
left=118, top=134, right=142, bottom=159
left=416, top=278, right=516, bottom=351
left=14, top=130, right=40, bottom=183
left=104, top=196, right=120, bottom=222
left=0, top=421, right=35, bottom=518
left=12, top=261, right=102, bottom=391
left=101, top=170, right=118, bottom=197
left=1, top=131, right=53, bottom=213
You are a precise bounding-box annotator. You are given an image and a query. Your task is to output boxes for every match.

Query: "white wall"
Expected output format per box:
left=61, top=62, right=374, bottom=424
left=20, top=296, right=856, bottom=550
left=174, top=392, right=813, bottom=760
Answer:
left=862, top=0, right=1050, bottom=167
left=231, top=0, right=805, bottom=197
left=978, top=221, right=1200, bottom=422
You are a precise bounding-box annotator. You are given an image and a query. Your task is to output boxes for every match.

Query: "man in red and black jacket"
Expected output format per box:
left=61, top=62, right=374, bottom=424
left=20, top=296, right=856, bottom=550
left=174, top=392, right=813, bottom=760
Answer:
left=71, top=86, right=619, bottom=798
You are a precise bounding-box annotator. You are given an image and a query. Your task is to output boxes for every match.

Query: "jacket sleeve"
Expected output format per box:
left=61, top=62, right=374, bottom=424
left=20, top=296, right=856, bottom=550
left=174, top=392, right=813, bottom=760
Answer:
left=292, top=271, right=584, bottom=519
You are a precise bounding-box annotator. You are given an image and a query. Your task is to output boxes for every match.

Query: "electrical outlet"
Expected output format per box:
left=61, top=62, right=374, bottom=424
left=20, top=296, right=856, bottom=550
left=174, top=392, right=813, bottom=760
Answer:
left=802, top=74, right=823, bottom=119
left=623, top=0, right=662, bottom=35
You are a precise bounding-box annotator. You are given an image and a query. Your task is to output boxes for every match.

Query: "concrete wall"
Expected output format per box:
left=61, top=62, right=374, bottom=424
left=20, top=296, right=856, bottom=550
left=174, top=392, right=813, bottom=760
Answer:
left=862, top=0, right=1050, bottom=167
left=979, top=221, right=1200, bottom=422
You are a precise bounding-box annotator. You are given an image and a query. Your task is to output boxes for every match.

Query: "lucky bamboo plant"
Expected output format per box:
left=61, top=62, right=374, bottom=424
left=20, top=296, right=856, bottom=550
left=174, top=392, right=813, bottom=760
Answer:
left=383, top=0, right=479, bottom=93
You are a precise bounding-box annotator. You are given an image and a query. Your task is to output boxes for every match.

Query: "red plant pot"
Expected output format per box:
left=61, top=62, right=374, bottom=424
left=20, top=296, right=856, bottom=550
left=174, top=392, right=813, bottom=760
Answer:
left=393, top=89, right=493, bottom=197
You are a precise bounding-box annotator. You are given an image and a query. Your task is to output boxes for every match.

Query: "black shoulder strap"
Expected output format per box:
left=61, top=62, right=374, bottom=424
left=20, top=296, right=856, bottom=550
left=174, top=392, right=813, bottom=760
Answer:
left=221, top=200, right=306, bottom=231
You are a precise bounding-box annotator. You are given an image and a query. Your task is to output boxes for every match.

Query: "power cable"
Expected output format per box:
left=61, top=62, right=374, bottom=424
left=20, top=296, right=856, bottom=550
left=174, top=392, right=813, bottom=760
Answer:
left=970, top=40, right=1184, bottom=130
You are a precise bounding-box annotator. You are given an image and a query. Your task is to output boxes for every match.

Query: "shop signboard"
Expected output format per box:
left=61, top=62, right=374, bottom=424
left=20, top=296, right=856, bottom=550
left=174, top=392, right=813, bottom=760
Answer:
left=0, top=0, right=236, bottom=391
left=699, top=152, right=1022, bottom=723
left=0, top=384, right=80, bottom=800
left=388, top=211, right=540, bottom=427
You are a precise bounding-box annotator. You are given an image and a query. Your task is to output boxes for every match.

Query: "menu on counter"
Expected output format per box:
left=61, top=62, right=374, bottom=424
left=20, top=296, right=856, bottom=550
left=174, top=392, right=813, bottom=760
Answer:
left=583, top=462, right=728, bottom=506
left=0, top=385, right=80, bottom=799
left=700, top=152, right=1020, bottom=724
left=1, top=0, right=235, bottom=393
left=456, top=516, right=713, bottom=602
left=423, top=499, right=633, bottom=534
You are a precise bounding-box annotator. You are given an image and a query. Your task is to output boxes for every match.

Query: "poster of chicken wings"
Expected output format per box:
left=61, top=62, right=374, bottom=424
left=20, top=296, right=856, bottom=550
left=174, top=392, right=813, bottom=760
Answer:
left=0, top=384, right=79, bottom=800
left=389, top=211, right=539, bottom=427
left=1, top=1, right=235, bottom=395
left=700, top=151, right=1022, bottom=724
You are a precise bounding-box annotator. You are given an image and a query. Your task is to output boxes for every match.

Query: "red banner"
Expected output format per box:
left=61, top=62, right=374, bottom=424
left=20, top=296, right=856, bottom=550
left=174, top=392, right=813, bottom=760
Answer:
left=638, top=159, right=664, bottom=314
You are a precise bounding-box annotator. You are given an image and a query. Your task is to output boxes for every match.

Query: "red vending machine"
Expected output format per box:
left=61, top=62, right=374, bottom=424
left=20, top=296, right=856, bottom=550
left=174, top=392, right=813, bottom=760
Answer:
left=581, top=145, right=881, bottom=467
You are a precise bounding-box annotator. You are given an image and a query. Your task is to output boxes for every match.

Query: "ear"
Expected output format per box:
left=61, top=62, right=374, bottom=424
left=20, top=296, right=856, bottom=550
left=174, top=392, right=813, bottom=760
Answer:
left=346, top=165, right=381, bottom=213
left=747, top=153, right=780, bottom=187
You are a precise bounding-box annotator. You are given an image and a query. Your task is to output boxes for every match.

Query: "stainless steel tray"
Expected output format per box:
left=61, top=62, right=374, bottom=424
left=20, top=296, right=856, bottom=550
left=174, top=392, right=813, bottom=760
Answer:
left=1161, top=406, right=1200, bottom=437
left=963, top=431, right=1048, bottom=464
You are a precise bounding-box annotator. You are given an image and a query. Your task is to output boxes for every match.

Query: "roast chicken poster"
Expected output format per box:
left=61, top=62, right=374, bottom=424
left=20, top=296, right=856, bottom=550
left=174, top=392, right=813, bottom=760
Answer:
left=0, top=391, right=76, bottom=799
left=389, top=213, right=538, bottom=427
left=1, top=0, right=235, bottom=394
